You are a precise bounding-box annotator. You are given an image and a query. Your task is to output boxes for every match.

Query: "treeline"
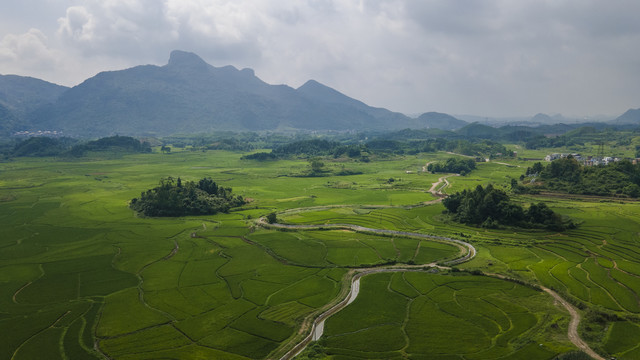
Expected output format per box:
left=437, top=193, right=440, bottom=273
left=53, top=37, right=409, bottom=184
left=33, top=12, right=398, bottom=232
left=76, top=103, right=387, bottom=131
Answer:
left=242, top=139, right=366, bottom=161
left=130, top=177, right=245, bottom=217
left=67, top=135, right=151, bottom=156
left=443, top=184, right=572, bottom=231
left=8, top=135, right=151, bottom=157
left=427, top=157, right=477, bottom=175
left=522, top=157, right=640, bottom=197
left=11, top=136, right=78, bottom=157
left=242, top=138, right=512, bottom=161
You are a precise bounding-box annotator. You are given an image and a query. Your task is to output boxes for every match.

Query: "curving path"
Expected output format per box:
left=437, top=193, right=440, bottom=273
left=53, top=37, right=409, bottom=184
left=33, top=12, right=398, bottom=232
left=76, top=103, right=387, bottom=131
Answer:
left=262, top=219, right=475, bottom=360
left=262, top=173, right=602, bottom=360
left=260, top=220, right=475, bottom=266
left=542, top=287, right=605, bottom=360
left=262, top=215, right=602, bottom=360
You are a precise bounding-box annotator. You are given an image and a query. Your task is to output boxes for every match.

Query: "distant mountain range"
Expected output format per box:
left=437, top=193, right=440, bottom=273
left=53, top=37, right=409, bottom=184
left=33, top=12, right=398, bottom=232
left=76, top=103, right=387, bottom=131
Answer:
left=0, top=50, right=637, bottom=137
left=0, top=51, right=463, bottom=137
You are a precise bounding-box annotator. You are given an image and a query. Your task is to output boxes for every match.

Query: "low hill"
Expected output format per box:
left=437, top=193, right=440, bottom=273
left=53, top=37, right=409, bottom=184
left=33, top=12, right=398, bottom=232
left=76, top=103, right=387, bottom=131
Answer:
left=614, top=108, right=640, bottom=124
left=456, top=122, right=497, bottom=138
left=416, top=112, right=467, bottom=130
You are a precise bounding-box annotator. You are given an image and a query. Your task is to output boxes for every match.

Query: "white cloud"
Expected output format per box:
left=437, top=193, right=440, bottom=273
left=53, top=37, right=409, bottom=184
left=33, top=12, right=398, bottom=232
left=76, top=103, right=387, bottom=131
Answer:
left=57, top=6, right=95, bottom=42
left=0, top=29, right=59, bottom=71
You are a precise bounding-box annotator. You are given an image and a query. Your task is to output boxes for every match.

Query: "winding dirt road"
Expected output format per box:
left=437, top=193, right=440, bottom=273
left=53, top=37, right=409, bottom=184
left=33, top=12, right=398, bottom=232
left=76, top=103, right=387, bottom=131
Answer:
left=263, top=219, right=476, bottom=360
left=263, top=220, right=601, bottom=359
left=263, top=173, right=602, bottom=360
left=542, top=287, right=605, bottom=360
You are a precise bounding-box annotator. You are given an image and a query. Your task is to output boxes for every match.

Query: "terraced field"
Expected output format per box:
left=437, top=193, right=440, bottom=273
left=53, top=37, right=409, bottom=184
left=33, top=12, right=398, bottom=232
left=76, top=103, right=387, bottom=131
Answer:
left=1, top=150, right=638, bottom=359
left=319, top=272, right=566, bottom=359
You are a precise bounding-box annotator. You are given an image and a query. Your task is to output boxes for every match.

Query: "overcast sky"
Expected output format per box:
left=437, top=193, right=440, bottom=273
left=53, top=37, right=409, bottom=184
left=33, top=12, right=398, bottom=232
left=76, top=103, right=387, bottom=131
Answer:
left=1, top=0, right=638, bottom=118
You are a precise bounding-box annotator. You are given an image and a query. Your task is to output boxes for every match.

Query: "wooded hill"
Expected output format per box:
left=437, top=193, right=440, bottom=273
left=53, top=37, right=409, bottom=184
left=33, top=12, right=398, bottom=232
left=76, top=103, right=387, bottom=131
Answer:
left=443, top=184, right=572, bottom=231
left=522, top=157, right=640, bottom=197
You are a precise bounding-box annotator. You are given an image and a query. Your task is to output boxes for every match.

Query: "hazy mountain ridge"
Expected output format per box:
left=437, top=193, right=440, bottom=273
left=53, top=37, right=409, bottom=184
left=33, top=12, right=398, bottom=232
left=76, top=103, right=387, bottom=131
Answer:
left=417, top=112, right=468, bottom=130
left=614, top=108, right=640, bottom=124
left=0, top=75, right=68, bottom=116
left=0, top=74, right=68, bottom=135
left=23, top=51, right=419, bottom=136
left=0, top=51, right=637, bottom=137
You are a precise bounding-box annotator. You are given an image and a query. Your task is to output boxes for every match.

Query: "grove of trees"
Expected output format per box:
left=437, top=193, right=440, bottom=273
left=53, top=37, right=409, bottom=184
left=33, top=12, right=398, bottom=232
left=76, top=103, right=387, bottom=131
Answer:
left=427, top=157, right=477, bottom=175
left=524, top=158, right=640, bottom=197
left=443, top=184, right=572, bottom=231
left=130, top=177, right=245, bottom=217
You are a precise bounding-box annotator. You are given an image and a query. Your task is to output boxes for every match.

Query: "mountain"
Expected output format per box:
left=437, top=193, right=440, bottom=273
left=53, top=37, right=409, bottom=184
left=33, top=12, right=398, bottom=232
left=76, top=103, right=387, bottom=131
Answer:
left=530, top=113, right=554, bottom=124
left=0, top=103, right=16, bottom=136
left=0, top=75, right=68, bottom=119
left=297, top=80, right=410, bottom=127
left=26, top=51, right=414, bottom=137
left=416, top=112, right=467, bottom=130
left=613, top=108, right=640, bottom=124
left=0, top=74, right=68, bottom=134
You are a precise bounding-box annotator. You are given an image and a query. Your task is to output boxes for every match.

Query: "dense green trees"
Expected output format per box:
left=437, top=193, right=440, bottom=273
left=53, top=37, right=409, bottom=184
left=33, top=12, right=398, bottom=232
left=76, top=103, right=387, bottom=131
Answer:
left=11, top=136, right=77, bottom=157
left=9, top=135, right=151, bottom=157
left=524, top=158, right=640, bottom=197
left=130, top=177, right=245, bottom=217
left=443, top=184, right=571, bottom=230
left=427, top=157, right=477, bottom=175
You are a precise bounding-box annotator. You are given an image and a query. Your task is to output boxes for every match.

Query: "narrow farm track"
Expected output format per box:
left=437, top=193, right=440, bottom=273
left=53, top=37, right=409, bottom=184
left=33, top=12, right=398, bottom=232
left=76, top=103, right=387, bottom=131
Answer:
left=541, top=287, right=605, bottom=360
left=260, top=172, right=603, bottom=359
left=263, top=215, right=601, bottom=360
left=261, top=219, right=475, bottom=360
left=488, top=273, right=604, bottom=360
left=427, top=174, right=456, bottom=198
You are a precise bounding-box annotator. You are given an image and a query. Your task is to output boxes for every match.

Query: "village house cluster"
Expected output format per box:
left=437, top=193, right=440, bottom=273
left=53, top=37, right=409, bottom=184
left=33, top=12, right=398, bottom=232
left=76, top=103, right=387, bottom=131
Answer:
left=544, top=153, right=622, bottom=166
left=13, top=130, right=63, bottom=137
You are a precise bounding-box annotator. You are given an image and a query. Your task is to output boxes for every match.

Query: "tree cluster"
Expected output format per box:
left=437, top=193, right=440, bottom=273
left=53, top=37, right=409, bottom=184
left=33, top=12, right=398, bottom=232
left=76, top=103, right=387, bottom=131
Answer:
left=11, top=136, right=78, bottom=157
left=8, top=135, right=151, bottom=158
left=524, top=135, right=581, bottom=150
left=243, top=139, right=366, bottom=161
left=443, top=184, right=571, bottom=231
left=524, top=158, right=640, bottom=197
left=130, top=177, right=245, bottom=217
left=67, top=135, right=151, bottom=156
left=427, top=157, right=477, bottom=175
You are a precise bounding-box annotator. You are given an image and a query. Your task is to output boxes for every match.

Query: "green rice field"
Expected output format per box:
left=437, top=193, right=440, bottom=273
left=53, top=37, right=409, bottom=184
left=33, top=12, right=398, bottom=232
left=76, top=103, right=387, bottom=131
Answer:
left=1, top=149, right=639, bottom=359
left=320, top=272, right=569, bottom=359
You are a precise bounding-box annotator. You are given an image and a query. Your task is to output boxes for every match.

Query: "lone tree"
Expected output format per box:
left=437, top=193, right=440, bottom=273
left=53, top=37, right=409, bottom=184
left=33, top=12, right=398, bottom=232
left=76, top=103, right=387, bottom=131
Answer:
left=161, top=145, right=171, bottom=154
left=266, top=212, right=278, bottom=224
left=310, top=158, right=325, bottom=174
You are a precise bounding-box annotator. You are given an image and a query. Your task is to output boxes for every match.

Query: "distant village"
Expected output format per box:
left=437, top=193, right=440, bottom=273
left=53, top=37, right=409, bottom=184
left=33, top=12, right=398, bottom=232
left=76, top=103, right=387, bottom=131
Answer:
left=13, top=130, right=64, bottom=137
left=544, top=153, right=628, bottom=166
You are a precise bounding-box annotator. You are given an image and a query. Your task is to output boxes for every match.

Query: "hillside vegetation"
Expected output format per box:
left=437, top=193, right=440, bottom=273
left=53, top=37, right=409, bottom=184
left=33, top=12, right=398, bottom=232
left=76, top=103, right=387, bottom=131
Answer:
left=524, top=157, right=640, bottom=197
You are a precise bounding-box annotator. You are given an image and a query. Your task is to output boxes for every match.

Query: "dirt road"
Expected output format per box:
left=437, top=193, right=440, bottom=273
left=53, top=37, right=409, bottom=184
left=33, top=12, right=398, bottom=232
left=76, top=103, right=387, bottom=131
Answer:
left=542, top=287, right=605, bottom=360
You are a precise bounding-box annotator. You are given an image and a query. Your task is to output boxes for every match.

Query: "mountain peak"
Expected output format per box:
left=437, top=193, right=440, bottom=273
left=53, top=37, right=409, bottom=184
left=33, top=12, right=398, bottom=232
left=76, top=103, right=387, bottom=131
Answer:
left=297, top=79, right=356, bottom=104
left=167, top=50, right=209, bottom=70
left=416, top=112, right=467, bottom=130
left=614, top=108, right=640, bottom=124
